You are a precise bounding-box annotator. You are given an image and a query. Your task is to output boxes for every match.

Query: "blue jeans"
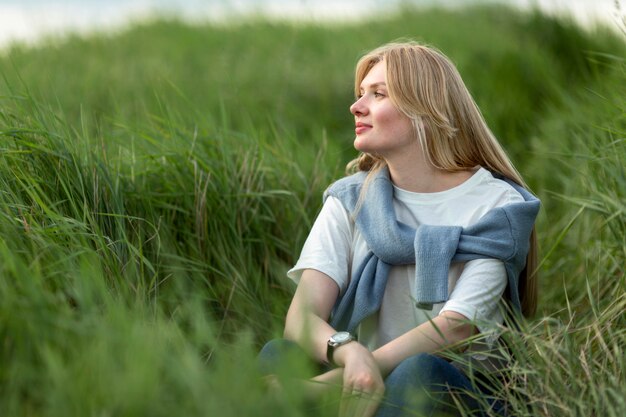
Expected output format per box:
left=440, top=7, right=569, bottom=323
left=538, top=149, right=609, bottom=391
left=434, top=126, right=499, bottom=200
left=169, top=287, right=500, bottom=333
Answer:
left=258, top=339, right=504, bottom=417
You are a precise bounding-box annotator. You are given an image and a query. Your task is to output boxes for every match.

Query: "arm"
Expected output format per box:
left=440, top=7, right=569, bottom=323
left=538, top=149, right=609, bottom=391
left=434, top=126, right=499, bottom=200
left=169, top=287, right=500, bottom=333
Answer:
left=327, top=257, right=507, bottom=378
left=304, top=311, right=472, bottom=417
left=284, top=269, right=385, bottom=417
left=313, top=310, right=474, bottom=381
left=369, top=256, right=509, bottom=376
left=284, top=270, right=475, bottom=416
left=283, top=196, right=354, bottom=363
left=283, top=268, right=340, bottom=364
left=284, top=268, right=386, bottom=372
left=373, top=311, right=474, bottom=377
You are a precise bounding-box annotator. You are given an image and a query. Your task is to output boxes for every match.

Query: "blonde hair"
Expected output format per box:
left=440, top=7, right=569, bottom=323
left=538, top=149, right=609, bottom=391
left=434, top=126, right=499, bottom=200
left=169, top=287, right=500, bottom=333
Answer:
left=347, top=41, right=538, bottom=317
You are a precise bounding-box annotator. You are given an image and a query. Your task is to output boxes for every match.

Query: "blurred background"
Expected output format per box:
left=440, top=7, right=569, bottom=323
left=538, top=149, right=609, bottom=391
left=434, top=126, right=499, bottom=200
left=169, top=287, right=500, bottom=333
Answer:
left=1, top=0, right=624, bottom=49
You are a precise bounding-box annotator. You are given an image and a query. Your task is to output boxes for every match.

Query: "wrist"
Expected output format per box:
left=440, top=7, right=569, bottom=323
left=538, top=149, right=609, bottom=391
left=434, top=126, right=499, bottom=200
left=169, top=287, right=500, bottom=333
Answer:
left=326, top=331, right=355, bottom=366
left=332, top=339, right=366, bottom=367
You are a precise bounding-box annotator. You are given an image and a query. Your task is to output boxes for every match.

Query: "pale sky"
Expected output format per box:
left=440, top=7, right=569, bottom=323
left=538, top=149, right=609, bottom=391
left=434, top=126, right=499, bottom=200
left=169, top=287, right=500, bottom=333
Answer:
left=0, top=0, right=623, bottom=49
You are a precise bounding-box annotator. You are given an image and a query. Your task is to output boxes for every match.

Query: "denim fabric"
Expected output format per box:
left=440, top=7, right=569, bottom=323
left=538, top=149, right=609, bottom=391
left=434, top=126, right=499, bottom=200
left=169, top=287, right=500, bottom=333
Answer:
left=258, top=339, right=504, bottom=417
left=258, top=338, right=322, bottom=378
left=376, top=353, right=485, bottom=417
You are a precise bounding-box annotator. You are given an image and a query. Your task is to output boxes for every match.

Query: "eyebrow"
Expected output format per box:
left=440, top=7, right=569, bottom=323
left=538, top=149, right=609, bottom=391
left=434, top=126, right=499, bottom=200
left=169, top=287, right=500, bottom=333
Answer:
left=359, top=82, right=387, bottom=91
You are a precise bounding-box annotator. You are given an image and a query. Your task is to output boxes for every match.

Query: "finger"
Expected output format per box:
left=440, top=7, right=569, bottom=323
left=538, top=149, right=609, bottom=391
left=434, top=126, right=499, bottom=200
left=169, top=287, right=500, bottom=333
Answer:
left=300, top=378, right=333, bottom=401
left=339, top=387, right=363, bottom=417
left=359, top=385, right=386, bottom=417
left=339, top=387, right=354, bottom=417
left=341, top=387, right=380, bottom=417
left=361, top=390, right=385, bottom=417
left=343, top=391, right=377, bottom=417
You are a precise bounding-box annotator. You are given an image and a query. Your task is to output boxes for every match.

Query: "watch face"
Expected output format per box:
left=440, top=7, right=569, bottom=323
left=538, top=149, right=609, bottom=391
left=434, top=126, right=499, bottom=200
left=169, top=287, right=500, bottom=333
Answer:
left=332, top=331, right=352, bottom=344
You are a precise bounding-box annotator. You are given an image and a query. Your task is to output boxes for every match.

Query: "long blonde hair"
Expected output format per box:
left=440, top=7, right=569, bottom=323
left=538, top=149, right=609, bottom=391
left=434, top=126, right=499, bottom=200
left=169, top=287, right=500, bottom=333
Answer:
left=347, top=41, right=539, bottom=317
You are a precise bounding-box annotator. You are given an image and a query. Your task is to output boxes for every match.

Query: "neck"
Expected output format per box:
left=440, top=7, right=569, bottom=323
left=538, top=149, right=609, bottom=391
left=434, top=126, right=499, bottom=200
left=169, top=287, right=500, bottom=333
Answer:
left=386, top=155, right=476, bottom=193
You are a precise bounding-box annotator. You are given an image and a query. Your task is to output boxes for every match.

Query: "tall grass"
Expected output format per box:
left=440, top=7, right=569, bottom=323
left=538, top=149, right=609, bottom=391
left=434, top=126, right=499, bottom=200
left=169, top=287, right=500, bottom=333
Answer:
left=503, top=52, right=626, bottom=416
left=0, top=3, right=624, bottom=416
left=0, top=93, right=319, bottom=416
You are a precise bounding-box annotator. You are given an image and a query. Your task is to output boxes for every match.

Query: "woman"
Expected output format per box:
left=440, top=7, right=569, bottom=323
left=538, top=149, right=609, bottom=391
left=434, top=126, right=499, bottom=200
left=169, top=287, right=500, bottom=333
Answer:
left=259, top=41, right=540, bottom=417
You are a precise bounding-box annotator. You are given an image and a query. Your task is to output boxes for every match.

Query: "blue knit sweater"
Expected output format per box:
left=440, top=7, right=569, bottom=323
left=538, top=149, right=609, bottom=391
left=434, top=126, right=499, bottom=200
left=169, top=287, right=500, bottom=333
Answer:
left=323, top=167, right=540, bottom=333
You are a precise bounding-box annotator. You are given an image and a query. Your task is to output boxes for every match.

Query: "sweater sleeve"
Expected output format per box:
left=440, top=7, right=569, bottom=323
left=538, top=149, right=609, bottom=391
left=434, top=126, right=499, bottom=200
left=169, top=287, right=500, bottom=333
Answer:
left=287, top=196, right=353, bottom=294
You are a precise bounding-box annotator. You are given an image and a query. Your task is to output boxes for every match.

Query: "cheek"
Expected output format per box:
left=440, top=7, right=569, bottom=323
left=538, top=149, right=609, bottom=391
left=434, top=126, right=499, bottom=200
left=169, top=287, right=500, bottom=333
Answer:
left=374, top=106, right=397, bottom=125
left=378, top=111, right=412, bottom=136
left=375, top=103, right=409, bottom=127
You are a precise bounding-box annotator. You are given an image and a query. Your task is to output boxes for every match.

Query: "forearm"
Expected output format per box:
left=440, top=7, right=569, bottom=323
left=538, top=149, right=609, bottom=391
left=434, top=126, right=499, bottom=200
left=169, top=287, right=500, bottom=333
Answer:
left=283, top=269, right=342, bottom=364
left=373, top=312, right=474, bottom=377
left=284, top=309, right=338, bottom=364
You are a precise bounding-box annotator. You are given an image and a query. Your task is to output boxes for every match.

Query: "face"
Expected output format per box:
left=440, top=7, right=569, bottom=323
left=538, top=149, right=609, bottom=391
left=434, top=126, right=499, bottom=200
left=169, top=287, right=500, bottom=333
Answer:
left=350, top=60, right=416, bottom=160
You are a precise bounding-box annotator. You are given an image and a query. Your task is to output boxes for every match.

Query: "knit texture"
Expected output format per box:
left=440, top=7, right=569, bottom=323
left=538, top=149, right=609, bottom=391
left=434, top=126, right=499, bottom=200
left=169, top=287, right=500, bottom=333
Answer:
left=323, top=167, right=540, bottom=333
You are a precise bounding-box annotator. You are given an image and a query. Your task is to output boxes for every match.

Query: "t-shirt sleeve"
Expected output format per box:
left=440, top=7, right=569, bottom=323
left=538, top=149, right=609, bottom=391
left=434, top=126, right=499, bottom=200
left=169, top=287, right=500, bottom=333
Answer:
left=439, top=258, right=507, bottom=332
left=287, top=196, right=353, bottom=294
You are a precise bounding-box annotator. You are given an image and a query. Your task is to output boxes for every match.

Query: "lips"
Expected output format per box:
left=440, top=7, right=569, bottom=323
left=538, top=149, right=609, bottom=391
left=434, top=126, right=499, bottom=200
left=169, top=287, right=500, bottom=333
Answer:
left=355, top=122, right=372, bottom=135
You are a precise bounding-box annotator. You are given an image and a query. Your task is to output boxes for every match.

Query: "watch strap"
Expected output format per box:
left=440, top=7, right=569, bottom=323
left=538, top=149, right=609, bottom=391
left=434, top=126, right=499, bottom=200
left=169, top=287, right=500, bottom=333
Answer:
left=326, top=332, right=353, bottom=366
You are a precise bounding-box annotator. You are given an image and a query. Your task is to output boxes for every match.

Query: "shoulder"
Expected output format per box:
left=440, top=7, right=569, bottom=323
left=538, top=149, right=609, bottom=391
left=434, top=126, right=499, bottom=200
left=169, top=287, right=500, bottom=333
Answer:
left=465, top=169, right=540, bottom=245
left=472, top=169, right=526, bottom=208
left=446, top=168, right=539, bottom=229
left=320, top=195, right=352, bottom=222
left=323, top=170, right=369, bottom=212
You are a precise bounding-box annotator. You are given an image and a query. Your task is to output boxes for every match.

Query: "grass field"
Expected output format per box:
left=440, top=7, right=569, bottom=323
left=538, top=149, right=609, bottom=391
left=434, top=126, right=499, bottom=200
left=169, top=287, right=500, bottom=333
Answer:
left=0, top=3, right=624, bottom=416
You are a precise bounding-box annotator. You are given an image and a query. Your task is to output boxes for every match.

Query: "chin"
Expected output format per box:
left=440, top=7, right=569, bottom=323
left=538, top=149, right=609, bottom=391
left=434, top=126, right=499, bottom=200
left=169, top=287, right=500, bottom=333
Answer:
left=353, top=138, right=372, bottom=153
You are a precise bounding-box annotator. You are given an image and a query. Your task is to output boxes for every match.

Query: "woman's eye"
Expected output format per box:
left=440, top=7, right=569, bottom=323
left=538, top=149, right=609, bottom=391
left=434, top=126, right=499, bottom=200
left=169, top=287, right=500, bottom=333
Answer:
left=374, top=92, right=385, bottom=98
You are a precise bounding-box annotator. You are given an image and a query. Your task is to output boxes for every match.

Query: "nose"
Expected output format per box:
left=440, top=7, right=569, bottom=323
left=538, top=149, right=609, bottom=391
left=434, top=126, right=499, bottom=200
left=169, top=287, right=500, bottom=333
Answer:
left=350, top=96, right=367, bottom=116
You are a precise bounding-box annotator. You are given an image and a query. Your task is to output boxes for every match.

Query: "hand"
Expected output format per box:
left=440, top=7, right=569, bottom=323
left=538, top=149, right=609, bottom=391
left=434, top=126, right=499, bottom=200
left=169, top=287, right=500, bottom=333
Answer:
left=337, top=343, right=385, bottom=417
left=305, top=367, right=344, bottom=400
left=266, top=371, right=342, bottom=404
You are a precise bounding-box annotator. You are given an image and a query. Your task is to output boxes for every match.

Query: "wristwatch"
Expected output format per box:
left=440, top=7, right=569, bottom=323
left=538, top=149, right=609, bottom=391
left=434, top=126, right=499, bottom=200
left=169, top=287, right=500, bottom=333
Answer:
left=326, top=331, right=354, bottom=365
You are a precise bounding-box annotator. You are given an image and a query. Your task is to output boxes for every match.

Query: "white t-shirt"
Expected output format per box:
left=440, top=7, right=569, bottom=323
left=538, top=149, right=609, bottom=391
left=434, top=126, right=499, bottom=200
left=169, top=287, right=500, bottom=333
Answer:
left=288, top=167, right=524, bottom=351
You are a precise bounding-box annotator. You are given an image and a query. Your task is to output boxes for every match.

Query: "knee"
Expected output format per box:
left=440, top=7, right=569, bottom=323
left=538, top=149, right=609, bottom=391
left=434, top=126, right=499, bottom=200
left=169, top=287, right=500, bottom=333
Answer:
left=259, top=339, right=297, bottom=360
left=257, top=338, right=306, bottom=376
left=257, top=339, right=296, bottom=374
